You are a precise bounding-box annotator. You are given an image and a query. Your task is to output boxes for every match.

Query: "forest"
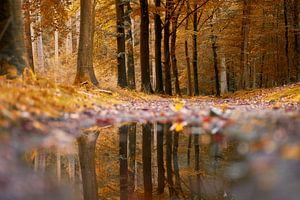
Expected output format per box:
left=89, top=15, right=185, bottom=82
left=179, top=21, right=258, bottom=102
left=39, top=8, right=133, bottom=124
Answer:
left=0, top=0, right=299, bottom=200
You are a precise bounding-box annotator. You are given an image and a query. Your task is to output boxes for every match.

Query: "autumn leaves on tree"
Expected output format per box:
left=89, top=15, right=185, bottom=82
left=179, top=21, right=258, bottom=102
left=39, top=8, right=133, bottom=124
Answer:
left=0, top=0, right=299, bottom=96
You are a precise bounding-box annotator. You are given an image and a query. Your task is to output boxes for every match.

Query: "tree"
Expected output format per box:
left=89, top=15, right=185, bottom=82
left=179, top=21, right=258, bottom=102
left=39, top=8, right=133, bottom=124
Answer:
left=116, top=0, right=128, bottom=88
left=164, top=0, right=173, bottom=95
left=74, top=0, right=98, bottom=85
left=0, top=0, right=27, bottom=77
left=125, top=0, right=136, bottom=89
left=23, top=0, right=35, bottom=71
left=192, top=2, right=200, bottom=95
left=140, top=0, right=152, bottom=93
left=154, top=0, right=164, bottom=93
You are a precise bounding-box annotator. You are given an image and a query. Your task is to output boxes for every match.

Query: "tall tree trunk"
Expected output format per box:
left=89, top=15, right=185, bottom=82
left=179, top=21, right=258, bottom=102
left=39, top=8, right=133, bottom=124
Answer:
left=192, top=4, right=199, bottom=95
left=116, top=0, right=128, bottom=88
left=239, top=0, right=251, bottom=89
left=164, top=0, right=172, bottom=95
left=139, top=0, right=152, bottom=93
left=284, top=0, right=291, bottom=83
left=170, top=1, right=181, bottom=96
left=77, top=131, right=99, bottom=200
left=125, top=1, right=136, bottom=89
left=293, top=0, right=300, bottom=81
left=119, top=125, right=128, bottom=200
left=185, top=3, right=192, bottom=96
left=157, top=122, right=165, bottom=194
left=0, top=0, right=27, bottom=76
left=74, top=0, right=98, bottom=85
left=142, top=124, right=152, bottom=200
left=154, top=0, right=164, bottom=93
left=23, top=0, right=34, bottom=71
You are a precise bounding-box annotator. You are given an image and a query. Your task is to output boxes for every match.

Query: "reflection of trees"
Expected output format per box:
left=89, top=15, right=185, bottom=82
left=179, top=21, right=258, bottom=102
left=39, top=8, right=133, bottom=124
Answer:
left=77, top=130, right=99, bottom=200
left=166, top=124, right=175, bottom=197
left=119, top=125, right=128, bottom=200
left=142, top=124, right=152, bottom=200
left=157, top=122, right=165, bottom=194
left=128, top=123, right=137, bottom=199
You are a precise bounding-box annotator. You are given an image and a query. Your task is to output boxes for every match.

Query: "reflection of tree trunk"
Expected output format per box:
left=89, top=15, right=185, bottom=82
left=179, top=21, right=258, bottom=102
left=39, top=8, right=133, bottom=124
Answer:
left=119, top=125, right=128, bottom=200
left=173, top=132, right=182, bottom=194
left=68, top=155, right=75, bottom=183
left=56, top=151, right=61, bottom=183
left=77, top=131, right=99, bottom=200
left=166, top=125, right=174, bottom=197
left=187, top=135, right=192, bottom=166
left=157, top=123, right=165, bottom=194
left=194, top=135, right=201, bottom=200
left=142, top=124, right=152, bottom=200
left=128, top=123, right=136, bottom=198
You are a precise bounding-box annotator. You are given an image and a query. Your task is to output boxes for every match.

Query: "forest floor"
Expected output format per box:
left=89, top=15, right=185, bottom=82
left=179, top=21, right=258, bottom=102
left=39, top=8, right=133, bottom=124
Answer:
left=0, top=75, right=299, bottom=147
left=0, top=76, right=300, bottom=198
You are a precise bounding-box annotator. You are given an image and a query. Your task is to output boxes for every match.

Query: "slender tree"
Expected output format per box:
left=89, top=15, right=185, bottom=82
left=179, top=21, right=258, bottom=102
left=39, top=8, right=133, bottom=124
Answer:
left=116, top=0, right=128, bottom=88
left=192, top=3, right=199, bottom=95
left=125, top=0, right=136, bottom=89
left=154, top=0, right=164, bottom=93
left=74, top=0, right=98, bottom=85
left=164, top=0, right=173, bottom=95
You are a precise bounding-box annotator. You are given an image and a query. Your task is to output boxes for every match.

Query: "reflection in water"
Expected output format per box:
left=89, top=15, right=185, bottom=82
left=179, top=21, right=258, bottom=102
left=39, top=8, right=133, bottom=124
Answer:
left=142, top=123, right=153, bottom=200
left=32, top=122, right=300, bottom=200
left=77, top=131, right=99, bottom=200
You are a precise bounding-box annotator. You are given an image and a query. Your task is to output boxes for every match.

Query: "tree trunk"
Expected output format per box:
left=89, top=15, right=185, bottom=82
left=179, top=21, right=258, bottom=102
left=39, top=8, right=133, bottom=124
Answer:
left=125, top=1, right=136, bottom=89
left=164, top=0, right=172, bottom=95
left=116, top=0, right=128, bottom=88
left=66, top=17, right=73, bottom=55
left=170, top=2, right=181, bottom=96
left=140, top=0, right=152, bottom=93
left=185, top=3, right=192, bottom=96
left=194, top=135, right=201, bottom=199
left=239, top=0, right=251, bottom=89
left=142, top=124, right=152, bottom=200
left=77, top=131, right=99, bottom=200
left=36, top=4, right=45, bottom=72
left=293, top=0, right=300, bottom=81
left=220, top=56, right=228, bottom=95
left=74, top=0, right=98, bottom=85
left=154, top=0, right=164, bottom=93
left=211, top=34, right=220, bottom=97
left=23, top=0, right=34, bottom=71
left=192, top=4, right=199, bottom=95
left=119, top=125, right=128, bottom=200
left=284, top=0, right=291, bottom=83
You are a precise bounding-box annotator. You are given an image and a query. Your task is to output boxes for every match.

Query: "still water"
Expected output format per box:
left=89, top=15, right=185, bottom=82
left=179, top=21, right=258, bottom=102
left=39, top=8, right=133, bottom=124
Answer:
left=28, top=122, right=300, bottom=200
